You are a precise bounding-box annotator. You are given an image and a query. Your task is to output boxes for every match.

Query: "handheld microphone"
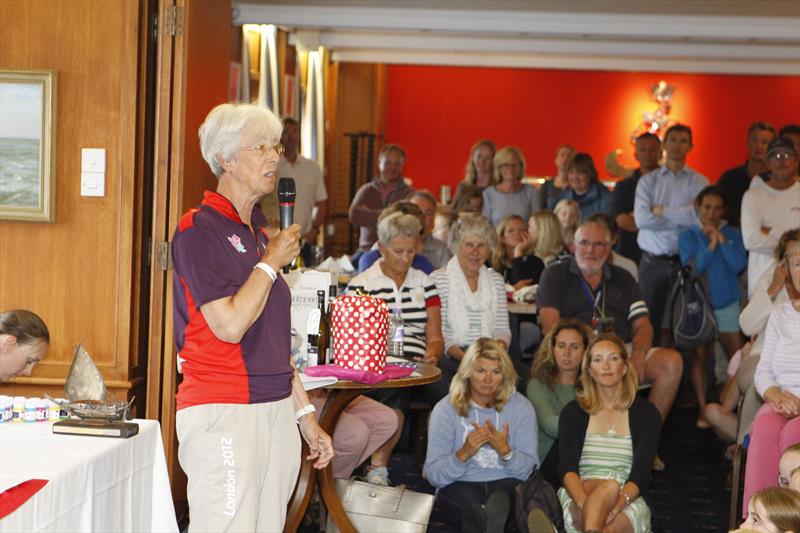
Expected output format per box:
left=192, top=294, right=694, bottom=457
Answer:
left=277, top=177, right=296, bottom=273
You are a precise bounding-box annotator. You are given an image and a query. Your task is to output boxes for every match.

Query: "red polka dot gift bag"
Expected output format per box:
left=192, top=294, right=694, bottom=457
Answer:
left=330, top=293, right=388, bottom=373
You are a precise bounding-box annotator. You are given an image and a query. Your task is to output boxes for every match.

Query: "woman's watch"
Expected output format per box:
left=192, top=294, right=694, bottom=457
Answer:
left=500, top=449, right=514, bottom=461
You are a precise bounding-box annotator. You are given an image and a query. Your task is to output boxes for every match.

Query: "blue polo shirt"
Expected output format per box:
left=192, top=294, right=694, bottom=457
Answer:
left=171, top=191, right=293, bottom=410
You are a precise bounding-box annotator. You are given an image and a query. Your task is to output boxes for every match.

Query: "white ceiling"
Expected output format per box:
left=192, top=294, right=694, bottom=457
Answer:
left=232, top=0, right=800, bottom=75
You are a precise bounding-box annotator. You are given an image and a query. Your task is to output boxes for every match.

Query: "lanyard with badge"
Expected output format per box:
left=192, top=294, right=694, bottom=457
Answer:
left=579, top=277, right=606, bottom=328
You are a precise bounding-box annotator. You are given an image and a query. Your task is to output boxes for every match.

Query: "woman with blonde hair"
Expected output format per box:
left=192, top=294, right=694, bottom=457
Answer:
left=482, top=146, right=541, bottom=226
left=425, top=338, right=539, bottom=533
left=738, top=487, right=800, bottom=533
left=521, top=210, right=570, bottom=268
left=460, top=139, right=496, bottom=190
left=491, top=215, right=544, bottom=290
left=554, top=198, right=581, bottom=254
left=557, top=334, right=661, bottom=533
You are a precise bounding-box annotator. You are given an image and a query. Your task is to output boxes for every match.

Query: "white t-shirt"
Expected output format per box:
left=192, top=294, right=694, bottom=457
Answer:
left=741, top=181, right=800, bottom=296
left=260, top=155, right=327, bottom=234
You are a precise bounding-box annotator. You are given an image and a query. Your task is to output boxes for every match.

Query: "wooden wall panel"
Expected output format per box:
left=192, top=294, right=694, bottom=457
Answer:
left=0, top=0, right=141, bottom=396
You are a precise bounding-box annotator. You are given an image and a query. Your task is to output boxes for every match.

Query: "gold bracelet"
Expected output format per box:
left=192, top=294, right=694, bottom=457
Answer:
left=622, top=491, right=631, bottom=507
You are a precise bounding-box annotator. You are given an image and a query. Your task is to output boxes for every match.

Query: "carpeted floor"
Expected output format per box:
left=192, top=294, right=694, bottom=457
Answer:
left=301, top=403, right=734, bottom=533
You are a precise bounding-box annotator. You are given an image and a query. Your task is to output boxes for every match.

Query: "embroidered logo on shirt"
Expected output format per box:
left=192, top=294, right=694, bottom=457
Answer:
left=227, top=234, right=247, bottom=253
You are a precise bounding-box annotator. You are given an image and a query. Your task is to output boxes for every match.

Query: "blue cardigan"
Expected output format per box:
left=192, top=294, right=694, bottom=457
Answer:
left=678, top=224, right=747, bottom=309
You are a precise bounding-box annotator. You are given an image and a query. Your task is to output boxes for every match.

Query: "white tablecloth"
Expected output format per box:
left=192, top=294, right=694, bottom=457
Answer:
left=0, top=419, right=178, bottom=533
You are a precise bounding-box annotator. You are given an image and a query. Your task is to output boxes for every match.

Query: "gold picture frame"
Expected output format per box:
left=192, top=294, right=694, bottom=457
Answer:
left=0, top=69, right=57, bottom=222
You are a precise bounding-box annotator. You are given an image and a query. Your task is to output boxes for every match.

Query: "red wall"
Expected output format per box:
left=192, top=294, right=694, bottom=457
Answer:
left=384, top=65, right=800, bottom=195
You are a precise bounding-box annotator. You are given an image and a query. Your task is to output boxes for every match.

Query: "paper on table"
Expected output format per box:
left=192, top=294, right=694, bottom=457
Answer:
left=299, top=372, right=338, bottom=391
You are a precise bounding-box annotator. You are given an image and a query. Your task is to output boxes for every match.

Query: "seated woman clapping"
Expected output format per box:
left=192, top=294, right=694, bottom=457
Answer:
left=558, top=334, right=661, bottom=533
left=424, top=338, right=539, bottom=533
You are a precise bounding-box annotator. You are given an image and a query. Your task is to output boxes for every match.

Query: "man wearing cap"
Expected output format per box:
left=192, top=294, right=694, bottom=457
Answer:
left=634, top=124, right=709, bottom=346
left=717, top=122, right=776, bottom=228
left=741, top=136, right=800, bottom=296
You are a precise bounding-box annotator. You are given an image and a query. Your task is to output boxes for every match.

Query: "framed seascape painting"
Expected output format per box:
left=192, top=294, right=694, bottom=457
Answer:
left=0, top=69, right=57, bottom=222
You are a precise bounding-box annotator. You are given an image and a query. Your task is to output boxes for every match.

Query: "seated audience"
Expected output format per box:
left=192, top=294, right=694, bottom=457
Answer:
left=482, top=146, right=541, bottom=226
left=431, top=213, right=514, bottom=389
left=554, top=198, right=581, bottom=254
left=458, top=139, right=496, bottom=192
left=424, top=338, right=539, bottom=533
left=557, top=334, right=661, bottom=533
left=527, top=319, right=593, bottom=481
left=306, top=392, right=398, bottom=482
left=743, top=248, right=800, bottom=516
left=540, top=144, right=576, bottom=210
left=704, top=342, right=749, bottom=443
left=741, top=137, right=800, bottom=296
left=433, top=205, right=456, bottom=244
left=539, top=220, right=683, bottom=470
left=0, top=309, right=49, bottom=381
left=557, top=152, right=613, bottom=220
left=587, top=212, right=639, bottom=281
left=411, top=190, right=452, bottom=269
left=349, top=143, right=415, bottom=258
left=611, top=133, right=662, bottom=264
left=451, top=183, right=484, bottom=215
left=357, top=202, right=435, bottom=274
left=738, top=487, right=800, bottom=533
left=491, top=215, right=544, bottom=289
left=717, top=122, right=776, bottom=228
left=678, top=185, right=747, bottom=427
left=518, top=210, right=571, bottom=269
left=780, top=443, right=800, bottom=492
left=346, top=211, right=444, bottom=485
left=735, top=230, right=800, bottom=449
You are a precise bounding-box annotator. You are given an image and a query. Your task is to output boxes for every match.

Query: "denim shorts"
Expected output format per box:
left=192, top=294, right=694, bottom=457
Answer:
left=714, top=300, right=741, bottom=333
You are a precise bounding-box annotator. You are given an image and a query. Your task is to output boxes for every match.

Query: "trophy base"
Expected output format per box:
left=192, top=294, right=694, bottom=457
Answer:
left=53, top=419, right=139, bottom=439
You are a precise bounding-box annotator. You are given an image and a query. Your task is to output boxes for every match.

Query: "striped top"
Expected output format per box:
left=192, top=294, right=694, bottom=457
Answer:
left=755, top=301, right=800, bottom=397
left=346, top=260, right=440, bottom=358
left=430, top=268, right=511, bottom=353
left=579, top=432, right=633, bottom=484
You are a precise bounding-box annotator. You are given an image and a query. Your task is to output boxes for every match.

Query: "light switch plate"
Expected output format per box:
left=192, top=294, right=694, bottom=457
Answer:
left=81, top=148, right=105, bottom=173
left=81, top=171, right=105, bottom=197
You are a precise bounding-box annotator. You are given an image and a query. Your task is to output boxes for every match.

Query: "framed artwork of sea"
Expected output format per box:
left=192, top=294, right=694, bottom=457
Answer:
left=0, top=69, right=57, bottom=222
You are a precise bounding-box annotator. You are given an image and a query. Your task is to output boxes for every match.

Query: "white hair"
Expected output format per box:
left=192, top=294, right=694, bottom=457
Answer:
left=377, top=212, right=421, bottom=246
left=198, top=103, right=283, bottom=176
left=447, top=212, right=496, bottom=254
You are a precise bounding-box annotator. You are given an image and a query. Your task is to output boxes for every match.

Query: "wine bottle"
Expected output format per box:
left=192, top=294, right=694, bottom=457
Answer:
left=387, top=307, right=404, bottom=357
left=324, top=284, right=337, bottom=363
left=315, top=289, right=329, bottom=366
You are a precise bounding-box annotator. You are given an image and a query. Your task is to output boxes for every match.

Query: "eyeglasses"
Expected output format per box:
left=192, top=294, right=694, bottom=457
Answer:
left=240, top=142, right=284, bottom=157
left=769, top=151, right=795, bottom=160
left=576, top=240, right=609, bottom=249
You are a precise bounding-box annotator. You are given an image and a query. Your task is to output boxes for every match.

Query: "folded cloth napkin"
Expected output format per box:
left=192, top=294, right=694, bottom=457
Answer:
left=0, top=479, right=49, bottom=518
left=304, top=363, right=415, bottom=384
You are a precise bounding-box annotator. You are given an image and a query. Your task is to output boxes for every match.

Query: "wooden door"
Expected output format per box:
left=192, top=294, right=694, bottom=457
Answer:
left=144, top=0, right=231, bottom=507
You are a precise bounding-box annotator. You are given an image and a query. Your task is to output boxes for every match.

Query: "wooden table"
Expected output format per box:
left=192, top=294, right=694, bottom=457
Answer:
left=507, top=301, right=537, bottom=315
left=285, top=363, right=441, bottom=533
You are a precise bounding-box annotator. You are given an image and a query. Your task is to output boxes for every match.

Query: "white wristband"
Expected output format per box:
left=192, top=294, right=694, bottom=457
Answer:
left=501, top=449, right=514, bottom=461
left=254, top=262, right=277, bottom=282
left=295, top=404, right=316, bottom=422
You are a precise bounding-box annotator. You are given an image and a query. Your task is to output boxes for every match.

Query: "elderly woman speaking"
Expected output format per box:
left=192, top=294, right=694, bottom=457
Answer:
left=171, top=103, right=332, bottom=532
left=431, top=213, right=512, bottom=391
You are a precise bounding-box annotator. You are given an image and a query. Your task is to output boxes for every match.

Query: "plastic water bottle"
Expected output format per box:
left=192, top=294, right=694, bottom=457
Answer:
left=387, top=307, right=404, bottom=357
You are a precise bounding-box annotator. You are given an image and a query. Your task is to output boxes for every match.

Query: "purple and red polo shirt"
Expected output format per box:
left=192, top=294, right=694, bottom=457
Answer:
left=171, top=191, right=292, bottom=411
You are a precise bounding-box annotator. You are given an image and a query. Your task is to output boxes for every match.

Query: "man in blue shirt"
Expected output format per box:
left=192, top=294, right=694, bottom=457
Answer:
left=634, top=124, right=709, bottom=346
